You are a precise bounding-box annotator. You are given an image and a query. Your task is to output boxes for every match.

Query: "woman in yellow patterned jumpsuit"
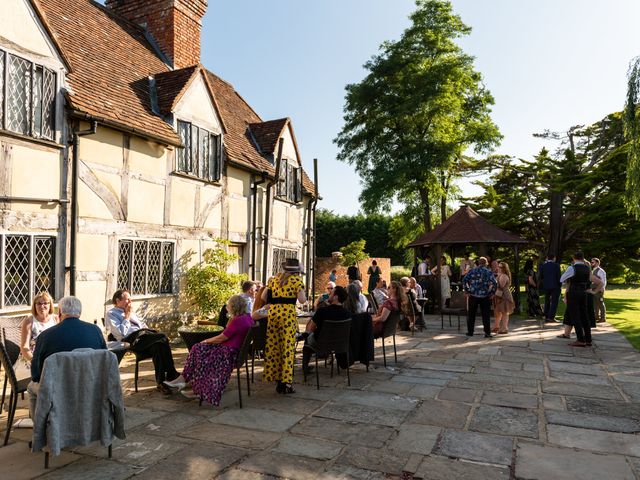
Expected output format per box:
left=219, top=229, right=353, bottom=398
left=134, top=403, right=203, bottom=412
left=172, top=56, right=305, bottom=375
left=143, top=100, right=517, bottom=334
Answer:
left=262, top=258, right=306, bottom=394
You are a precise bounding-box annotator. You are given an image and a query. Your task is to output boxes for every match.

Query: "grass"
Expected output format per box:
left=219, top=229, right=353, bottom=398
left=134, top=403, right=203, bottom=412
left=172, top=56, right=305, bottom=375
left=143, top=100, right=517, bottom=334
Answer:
left=516, top=285, right=640, bottom=349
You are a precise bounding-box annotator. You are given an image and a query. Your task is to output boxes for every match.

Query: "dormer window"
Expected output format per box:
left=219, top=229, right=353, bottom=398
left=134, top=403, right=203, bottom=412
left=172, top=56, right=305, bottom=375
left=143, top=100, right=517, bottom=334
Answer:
left=176, top=120, right=223, bottom=182
left=276, top=161, right=303, bottom=203
left=0, top=48, right=56, bottom=141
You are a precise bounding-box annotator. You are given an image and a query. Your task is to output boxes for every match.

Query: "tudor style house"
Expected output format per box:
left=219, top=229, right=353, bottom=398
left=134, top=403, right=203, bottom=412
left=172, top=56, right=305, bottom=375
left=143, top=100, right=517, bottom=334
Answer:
left=0, top=0, right=317, bottom=322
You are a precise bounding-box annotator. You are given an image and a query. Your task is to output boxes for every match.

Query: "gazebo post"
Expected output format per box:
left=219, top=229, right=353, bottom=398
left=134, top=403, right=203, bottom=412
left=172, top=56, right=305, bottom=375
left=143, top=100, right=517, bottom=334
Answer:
left=513, top=244, right=521, bottom=314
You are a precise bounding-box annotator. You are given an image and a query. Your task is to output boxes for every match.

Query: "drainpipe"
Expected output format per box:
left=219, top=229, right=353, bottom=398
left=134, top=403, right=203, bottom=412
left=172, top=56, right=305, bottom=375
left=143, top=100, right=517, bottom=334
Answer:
left=261, top=139, right=284, bottom=284
left=69, top=120, right=97, bottom=295
left=305, top=158, right=318, bottom=299
left=250, top=172, right=267, bottom=280
left=310, top=158, right=318, bottom=301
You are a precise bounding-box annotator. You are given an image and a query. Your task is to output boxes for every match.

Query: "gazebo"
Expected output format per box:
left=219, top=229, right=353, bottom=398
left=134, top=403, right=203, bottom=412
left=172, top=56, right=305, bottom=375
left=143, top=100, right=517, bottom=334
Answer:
left=407, top=206, right=529, bottom=312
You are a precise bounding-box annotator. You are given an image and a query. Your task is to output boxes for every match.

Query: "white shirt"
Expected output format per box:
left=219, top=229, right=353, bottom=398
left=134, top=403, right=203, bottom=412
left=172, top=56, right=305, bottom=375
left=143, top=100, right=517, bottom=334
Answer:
left=417, top=261, right=429, bottom=276
left=560, top=261, right=589, bottom=284
left=593, top=266, right=607, bottom=289
left=358, top=293, right=369, bottom=313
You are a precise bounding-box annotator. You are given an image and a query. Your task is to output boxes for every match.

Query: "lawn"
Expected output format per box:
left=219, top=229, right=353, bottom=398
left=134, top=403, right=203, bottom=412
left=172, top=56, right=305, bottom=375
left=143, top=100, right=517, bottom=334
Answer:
left=517, top=285, right=640, bottom=349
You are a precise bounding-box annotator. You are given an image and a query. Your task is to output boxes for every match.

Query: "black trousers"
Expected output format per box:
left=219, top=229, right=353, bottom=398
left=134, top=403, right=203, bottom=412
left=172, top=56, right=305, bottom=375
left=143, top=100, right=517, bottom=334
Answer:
left=543, top=287, right=561, bottom=320
left=129, top=332, right=179, bottom=384
left=467, top=296, right=491, bottom=336
left=566, top=290, right=591, bottom=343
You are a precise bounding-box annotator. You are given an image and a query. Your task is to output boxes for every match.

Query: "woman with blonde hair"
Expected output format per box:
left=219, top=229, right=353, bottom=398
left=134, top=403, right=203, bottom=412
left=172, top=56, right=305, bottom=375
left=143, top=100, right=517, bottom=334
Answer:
left=492, top=261, right=515, bottom=334
left=261, top=258, right=306, bottom=394
left=20, top=292, right=58, bottom=363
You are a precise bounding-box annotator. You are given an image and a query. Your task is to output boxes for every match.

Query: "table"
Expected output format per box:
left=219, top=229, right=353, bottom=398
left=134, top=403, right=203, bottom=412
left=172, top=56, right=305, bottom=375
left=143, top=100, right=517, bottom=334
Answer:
left=178, top=325, right=224, bottom=351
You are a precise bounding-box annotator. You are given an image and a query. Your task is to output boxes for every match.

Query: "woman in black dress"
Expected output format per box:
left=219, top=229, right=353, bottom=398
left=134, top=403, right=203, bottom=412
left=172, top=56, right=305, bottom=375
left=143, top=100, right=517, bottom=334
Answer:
left=524, top=259, right=543, bottom=318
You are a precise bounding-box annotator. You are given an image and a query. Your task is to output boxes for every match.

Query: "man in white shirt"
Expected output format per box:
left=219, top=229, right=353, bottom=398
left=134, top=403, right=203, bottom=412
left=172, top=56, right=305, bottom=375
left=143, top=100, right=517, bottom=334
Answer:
left=590, top=258, right=607, bottom=323
left=240, top=280, right=257, bottom=313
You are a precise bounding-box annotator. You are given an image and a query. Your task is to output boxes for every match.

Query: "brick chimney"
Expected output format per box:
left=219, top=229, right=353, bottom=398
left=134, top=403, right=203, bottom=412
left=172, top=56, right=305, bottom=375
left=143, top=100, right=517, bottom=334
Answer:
left=105, top=0, right=207, bottom=69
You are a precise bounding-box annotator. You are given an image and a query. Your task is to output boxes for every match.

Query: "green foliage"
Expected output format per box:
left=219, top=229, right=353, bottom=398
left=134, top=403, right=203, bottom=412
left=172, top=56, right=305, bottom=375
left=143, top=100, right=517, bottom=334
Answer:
left=624, top=57, right=640, bottom=219
left=390, top=266, right=412, bottom=282
left=339, top=240, right=369, bottom=267
left=315, top=209, right=406, bottom=264
left=334, top=0, right=501, bottom=232
left=184, top=240, right=247, bottom=320
left=465, top=112, right=640, bottom=276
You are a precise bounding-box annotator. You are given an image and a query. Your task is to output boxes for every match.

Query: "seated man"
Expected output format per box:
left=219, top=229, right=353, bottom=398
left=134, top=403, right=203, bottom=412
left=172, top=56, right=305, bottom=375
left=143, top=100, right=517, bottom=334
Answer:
left=106, top=289, right=179, bottom=394
left=29, top=296, right=106, bottom=419
left=240, top=280, right=257, bottom=313
left=302, top=286, right=351, bottom=374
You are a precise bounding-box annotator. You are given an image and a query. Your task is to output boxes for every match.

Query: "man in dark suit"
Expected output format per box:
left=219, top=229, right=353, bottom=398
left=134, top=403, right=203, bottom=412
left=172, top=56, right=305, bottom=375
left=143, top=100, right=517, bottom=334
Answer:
left=29, top=295, right=107, bottom=418
left=539, top=254, right=562, bottom=322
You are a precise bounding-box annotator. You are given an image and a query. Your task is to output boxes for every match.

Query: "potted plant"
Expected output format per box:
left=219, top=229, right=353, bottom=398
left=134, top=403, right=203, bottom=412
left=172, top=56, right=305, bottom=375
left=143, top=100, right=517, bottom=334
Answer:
left=180, top=239, right=247, bottom=349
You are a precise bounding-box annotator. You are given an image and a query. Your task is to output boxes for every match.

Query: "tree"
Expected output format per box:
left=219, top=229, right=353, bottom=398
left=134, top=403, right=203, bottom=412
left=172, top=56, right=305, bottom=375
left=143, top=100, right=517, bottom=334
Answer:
left=338, top=240, right=369, bottom=267
left=335, top=0, right=501, bottom=234
left=624, top=56, right=640, bottom=218
left=315, top=209, right=406, bottom=264
left=183, top=239, right=247, bottom=320
left=466, top=113, right=640, bottom=279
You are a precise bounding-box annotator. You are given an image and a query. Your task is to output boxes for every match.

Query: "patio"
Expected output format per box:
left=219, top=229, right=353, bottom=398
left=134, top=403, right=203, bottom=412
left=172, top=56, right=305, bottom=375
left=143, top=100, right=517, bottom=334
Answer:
left=1, top=316, right=640, bottom=480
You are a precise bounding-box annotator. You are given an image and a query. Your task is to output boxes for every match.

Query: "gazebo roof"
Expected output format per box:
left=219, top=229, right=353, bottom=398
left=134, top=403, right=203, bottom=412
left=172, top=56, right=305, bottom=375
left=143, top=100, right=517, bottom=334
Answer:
left=407, top=206, right=528, bottom=247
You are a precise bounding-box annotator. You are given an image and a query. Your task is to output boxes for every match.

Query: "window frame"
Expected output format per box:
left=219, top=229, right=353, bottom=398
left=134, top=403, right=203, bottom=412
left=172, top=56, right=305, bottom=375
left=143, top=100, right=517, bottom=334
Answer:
left=0, top=47, right=56, bottom=141
left=271, top=247, right=299, bottom=276
left=276, top=159, right=303, bottom=204
left=117, top=239, right=175, bottom=296
left=0, top=232, right=57, bottom=310
left=176, top=120, right=223, bottom=183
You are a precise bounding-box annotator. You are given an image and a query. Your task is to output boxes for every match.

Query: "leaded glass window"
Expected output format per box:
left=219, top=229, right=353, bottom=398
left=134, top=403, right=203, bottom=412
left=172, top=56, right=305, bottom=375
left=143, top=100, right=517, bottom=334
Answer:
left=276, top=161, right=303, bottom=204
left=176, top=120, right=222, bottom=182
left=0, top=48, right=56, bottom=140
left=0, top=234, right=56, bottom=308
left=117, top=239, right=174, bottom=295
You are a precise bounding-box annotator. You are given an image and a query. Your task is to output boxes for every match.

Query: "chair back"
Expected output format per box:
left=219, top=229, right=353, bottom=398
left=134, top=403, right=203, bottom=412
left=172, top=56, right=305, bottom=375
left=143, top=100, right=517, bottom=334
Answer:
left=236, top=326, right=255, bottom=369
left=366, top=294, right=378, bottom=312
left=0, top=316, right=27, bottom=366
left=316, top=318, right=351, bottom=355
left=251, top=320, right=268, bottom=352
left=449, top=290, right=467, bottom=310
left=0, top=331, right=18, bottom=390
left=100, top=317, right=118, bottom=342
left=382, top=310, right=401, bottom=338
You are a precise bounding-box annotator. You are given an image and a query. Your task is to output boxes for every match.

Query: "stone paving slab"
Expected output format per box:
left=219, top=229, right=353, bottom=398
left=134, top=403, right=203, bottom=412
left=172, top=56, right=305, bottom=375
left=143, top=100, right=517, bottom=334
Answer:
left=411, top=362, right=472, bottom=373
left=334, top=390, right=419, bottom=411
left=335, top=444, right=409, bottom=475
left=272, top=435, right=344, bottom=460
left=473, top=366, right=544, bottom=380
left=435, top=429, right=514, bottom=466
left=0, top=441, right=81, bottom=480
left=391, top=374, right=450, bottom=386
left=565, top=397, right=640, bottom=419
left=547, top=424, right=640, bottom=457
left=470, top=405, right=539, bottom=438
left=388, top=424, right=441, bottom=455
left=217, top=468, right=279, bottom=480
left=438, top=387, right=478, bottom=403
left=320, top=464, right=387, bottom=479
left=134, top=412, right=203, bottom=437
left=407, top=384, right=444, bottom=399
left=313, top=401, right=410, bottom=427
left=178, top=422, right=282, bottom=449
left=235, top=451, right=327, bottom=480
left=38, top=458, right=143, bottom=480
left=290, top=416, right=394, bottom=447
left=415, top=455, right=511, bottom=480
left=516, top=442, right=635, bottom=480
left=134, top=442, right=248, bottom=479
left=546, top=410, right=640, bottom=433
left=548, top=360, right=606, bottom=375
left=460, top=372, right=539, bottom=387
left=548, top=370, right=611, bottom=385
left=406, top=399, right=471, bottom=428
left=542, top=381, right=622, bottom=400
left=481, top=391, right=539, bottom=409
left=365, top=380, right=414, bottom=395
left=210, top=407, right=304, bottom=433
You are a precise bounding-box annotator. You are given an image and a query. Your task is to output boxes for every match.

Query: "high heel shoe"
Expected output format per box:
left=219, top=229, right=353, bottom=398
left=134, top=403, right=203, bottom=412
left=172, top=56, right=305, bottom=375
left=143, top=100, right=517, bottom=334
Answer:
left=282, top=383, right=295, bottom=394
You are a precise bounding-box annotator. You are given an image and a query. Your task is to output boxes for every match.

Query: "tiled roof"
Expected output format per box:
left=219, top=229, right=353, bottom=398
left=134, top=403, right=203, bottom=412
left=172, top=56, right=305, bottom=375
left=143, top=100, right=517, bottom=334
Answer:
left=407, top=206, right=527, bottom=247
left=35, top=0, right=181, bottom=145
left=34, top=0, right=316, bottom=195
left=249, top=118, right=289, bottom=155
left=154, top=65, right=199, bottom=115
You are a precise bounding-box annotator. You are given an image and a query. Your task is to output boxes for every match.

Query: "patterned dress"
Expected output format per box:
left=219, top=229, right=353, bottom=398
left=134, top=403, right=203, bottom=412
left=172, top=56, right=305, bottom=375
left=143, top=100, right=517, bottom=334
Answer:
left=264, top=273, right=303, bottom=384
left=182, top=313, right=253, bottom=405
left=525, top=268, right=544, bottom=317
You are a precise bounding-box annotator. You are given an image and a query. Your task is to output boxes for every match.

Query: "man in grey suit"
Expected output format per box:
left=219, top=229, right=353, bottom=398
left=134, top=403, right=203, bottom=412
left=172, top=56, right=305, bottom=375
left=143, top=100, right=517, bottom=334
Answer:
left=591, top=258, right=607, bottom=323
left=539, top=254, right=562, bottom=322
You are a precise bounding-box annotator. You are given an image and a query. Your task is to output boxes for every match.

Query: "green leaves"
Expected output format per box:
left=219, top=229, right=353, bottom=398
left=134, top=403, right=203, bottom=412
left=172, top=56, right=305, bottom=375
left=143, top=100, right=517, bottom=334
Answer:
left=335, top=0, right=501, bottom=232
left=183, top=239, right=247, bottom=321
left=624, top=56, right=640, bottom=219
left=339, top=240, right=370, bottom=267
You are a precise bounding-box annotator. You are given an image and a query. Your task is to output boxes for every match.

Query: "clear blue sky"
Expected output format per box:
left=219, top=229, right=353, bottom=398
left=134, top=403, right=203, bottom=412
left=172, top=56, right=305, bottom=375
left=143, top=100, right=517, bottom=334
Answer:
left=198, top=0, right=640, bottom=215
